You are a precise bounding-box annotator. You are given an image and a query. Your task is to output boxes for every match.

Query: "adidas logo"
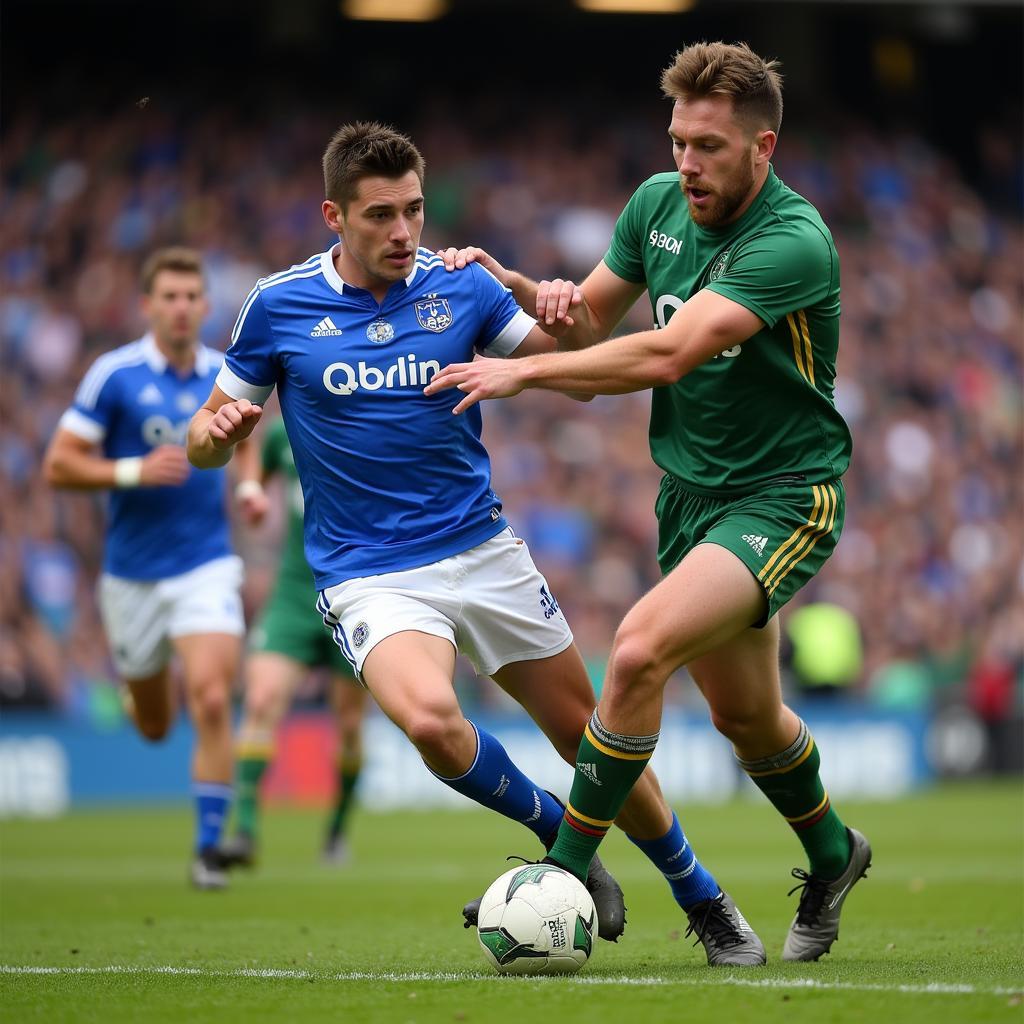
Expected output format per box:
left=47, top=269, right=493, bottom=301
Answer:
left=137, top=382, right=163, bottom=405
left=576, top=762, right=602, bottom=787
left=742, top=533, right=768, bottom=556
left=310, top=316, right=343, bottom=337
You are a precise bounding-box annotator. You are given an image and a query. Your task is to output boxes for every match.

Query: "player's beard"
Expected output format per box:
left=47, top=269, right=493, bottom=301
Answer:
left=682, top=158, right=756, bottom=228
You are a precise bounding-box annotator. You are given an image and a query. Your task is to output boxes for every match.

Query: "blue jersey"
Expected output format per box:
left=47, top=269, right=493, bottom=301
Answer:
left=60, top=334, right=232, bottom=580
left=218, top=244, right=535, bottom=589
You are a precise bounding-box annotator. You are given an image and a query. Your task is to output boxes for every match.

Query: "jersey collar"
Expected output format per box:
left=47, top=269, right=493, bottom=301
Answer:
left=320, top=242, right=419, bottom=297
left=141, top=333, right=208, bottom=377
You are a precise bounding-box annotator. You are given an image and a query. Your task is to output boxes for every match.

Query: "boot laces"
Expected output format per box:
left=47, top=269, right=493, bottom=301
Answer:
left=787, top=868, right=831, bottom=927
left=684, top=893, right=745, bottom=950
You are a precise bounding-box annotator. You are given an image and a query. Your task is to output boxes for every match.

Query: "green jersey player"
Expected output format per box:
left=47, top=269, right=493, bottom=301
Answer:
left=223, top=416, right=368, bottom=866
left=429, top=41, right=870, bottom=963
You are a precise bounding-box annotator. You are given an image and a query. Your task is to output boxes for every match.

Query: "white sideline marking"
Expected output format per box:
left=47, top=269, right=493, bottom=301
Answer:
left=1, top=965, right=1018, bottom=996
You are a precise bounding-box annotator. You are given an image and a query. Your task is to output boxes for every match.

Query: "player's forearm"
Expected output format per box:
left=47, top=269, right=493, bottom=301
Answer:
left=43, top=448, right=123, bottom=490
left=187, top=409, right=234, bottom=469
left=518, top=329, right=680, bottom=395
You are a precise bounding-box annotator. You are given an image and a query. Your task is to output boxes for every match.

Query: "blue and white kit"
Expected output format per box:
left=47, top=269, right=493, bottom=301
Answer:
left=61, top=334, right=244, bottom=678
left=62, top=334, right=232, bottom=580
left=219, top=244, right=536, bottom=590
left=218, top=244, right=572, bottom=676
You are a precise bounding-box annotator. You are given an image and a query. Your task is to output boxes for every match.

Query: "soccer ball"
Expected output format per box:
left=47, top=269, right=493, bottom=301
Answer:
left=476, top=864, right=596, bottom=975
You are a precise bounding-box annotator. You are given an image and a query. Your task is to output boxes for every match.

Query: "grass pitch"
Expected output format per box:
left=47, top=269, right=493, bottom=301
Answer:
left=2, top=782, right=1021, bottom=1023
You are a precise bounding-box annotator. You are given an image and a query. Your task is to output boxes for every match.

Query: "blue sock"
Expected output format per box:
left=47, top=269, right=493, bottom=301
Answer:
left=429, top=722, right=563, bottom=844
left=628, top=812, right=720, bottom=911
left=194, top=782, right=232, bottom=853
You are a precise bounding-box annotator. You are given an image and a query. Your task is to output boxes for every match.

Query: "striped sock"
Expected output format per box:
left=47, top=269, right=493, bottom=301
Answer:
left=234, top=740, right=273, bottom=839
left=628, top=812, right=720, bottom=911
left=194, top=782, right=232, bottom=853
left=738, top=719, right=851, bottom=878
left=547, top=710, right=659, bottom=881
left=429, top=722, right=564, bottom=844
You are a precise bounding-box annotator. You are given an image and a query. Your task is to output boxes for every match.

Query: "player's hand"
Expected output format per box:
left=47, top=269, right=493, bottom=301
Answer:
left=436, top=246, right=508, bottom=283
left=140, top=446, right=191, bottom=487
left=208, top=400, right=262, bottom=450
left=536, top=279, right=586, bottom=337
left=235, top=483, right=270, bottom=526
left=423, top=357, right=526, bottom=415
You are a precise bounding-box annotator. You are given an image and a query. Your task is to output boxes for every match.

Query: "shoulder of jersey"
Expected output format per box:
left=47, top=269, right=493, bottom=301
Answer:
left=255, top=252, right=326, bottom=294
left=411, top=247, right=447, bottom=283
left=76, top=337, right=149, bottom=405
left=639, top=171, right=682, bottom=194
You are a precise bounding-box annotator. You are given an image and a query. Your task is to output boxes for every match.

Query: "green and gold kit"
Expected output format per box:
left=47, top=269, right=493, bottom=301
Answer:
left=605, top=166, right=851, bottom=495
left=605, top=168, right=852, bottom=615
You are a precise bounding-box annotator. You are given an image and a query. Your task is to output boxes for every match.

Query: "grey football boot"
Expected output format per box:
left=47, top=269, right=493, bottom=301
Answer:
left=782, top=827, right=872, bottom=962
left=683, top=890, right=767, bottom=966
left=218, top=831, right=257, bottom=869
left=189, top=847, right=228, bottom=891
left=462, top=851, right=627, bottom=942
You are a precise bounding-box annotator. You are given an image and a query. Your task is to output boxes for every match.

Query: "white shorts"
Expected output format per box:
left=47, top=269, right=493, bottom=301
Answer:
left=98, top=555, right=245, bottom=680
left=317, top=530, right=573, bottom=680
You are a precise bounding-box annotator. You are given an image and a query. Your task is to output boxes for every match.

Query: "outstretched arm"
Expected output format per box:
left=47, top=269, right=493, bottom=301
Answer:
left=43, top=429, right=190, bottom=490
left=439, top=250, right=645, bottom=353
left=424, top=288, right=764, bottom=415
left=187, top=385, right=263, bottom=469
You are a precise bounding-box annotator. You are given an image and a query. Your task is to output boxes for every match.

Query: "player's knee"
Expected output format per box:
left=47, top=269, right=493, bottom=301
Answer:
left=243, top=687, right=280, bottom=728
left=403, top=704, right=465, bottom=761
left=606, top=632, right=665, bottom=696
left=191, top=678, right=231, bottom=728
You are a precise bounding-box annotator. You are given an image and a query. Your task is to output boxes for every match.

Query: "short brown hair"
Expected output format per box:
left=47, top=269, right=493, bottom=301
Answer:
left=140, top=247, right=204, bottom=293
left=661, top=42, right=783, bottom=135
left=322, top=121, right=426, bottom=208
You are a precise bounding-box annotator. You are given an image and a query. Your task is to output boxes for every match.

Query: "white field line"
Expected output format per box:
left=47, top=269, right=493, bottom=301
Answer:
left=2, top=861, right=1020, bottom=885
left=1, top=964, right=1019, bottom=997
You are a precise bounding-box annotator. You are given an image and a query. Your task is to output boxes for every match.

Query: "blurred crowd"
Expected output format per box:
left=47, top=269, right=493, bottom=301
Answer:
left=2, top=104, right=1021, bottom=751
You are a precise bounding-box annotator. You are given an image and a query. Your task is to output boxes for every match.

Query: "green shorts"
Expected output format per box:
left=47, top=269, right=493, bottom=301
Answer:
left=656, top=474, right=846, bottom=625
left=249, top=575, right=354, bottom=677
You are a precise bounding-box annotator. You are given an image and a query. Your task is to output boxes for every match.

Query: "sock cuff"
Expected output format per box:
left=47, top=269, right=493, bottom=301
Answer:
left=587, top=709, right=659, bottom=759
left=424, top=721, right=480, bottom=782
left=737, top=719, right=813, bottom=775
left=237, top=744, right=274, bottom=761
left=193, top=782, right=233, bottom=799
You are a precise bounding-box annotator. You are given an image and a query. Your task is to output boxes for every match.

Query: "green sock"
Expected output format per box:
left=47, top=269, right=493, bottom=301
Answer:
left=234, top=750, right=271, bottom=839
left=739, top=719, right=851, bottom=878
left=547, top=710, right=658, bottom=881
left=327, top=755, right=362, bottom=839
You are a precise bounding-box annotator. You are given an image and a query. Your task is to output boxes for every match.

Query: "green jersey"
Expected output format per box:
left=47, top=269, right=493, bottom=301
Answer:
left=605, top=167, right=852, bottom=495
left=261, top=417, right=312, bottom=587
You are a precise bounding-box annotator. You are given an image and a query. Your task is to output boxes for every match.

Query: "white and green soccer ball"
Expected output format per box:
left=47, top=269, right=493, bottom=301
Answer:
left=476, top=864, right=596, bottom=975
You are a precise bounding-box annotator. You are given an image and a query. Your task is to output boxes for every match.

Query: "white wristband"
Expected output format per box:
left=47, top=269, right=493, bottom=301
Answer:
left=113, top=457, right=144, bottom=488
left=234, top=479, right=265, bottom=502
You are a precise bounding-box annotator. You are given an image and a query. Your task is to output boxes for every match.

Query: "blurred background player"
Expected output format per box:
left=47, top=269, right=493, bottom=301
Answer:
left=42, top=247, right=247, bottom=890
left=223, top=415, right=369, bottom=867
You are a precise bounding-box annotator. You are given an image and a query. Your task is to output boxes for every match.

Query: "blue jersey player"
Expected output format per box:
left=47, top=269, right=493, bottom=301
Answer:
left=187, top=123, right=765, bottom=964
left=44, top=248, right=246, bottom=890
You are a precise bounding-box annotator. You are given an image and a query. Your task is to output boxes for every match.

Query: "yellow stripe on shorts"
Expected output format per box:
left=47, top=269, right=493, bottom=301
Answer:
left=758, top=485, right=823, bottom=584
left=766, top=484, right=838, bottom=595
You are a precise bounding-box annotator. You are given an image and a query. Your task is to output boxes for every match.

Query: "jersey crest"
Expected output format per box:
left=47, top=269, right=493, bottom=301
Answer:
left=414, top=296, right=454, bottom=333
